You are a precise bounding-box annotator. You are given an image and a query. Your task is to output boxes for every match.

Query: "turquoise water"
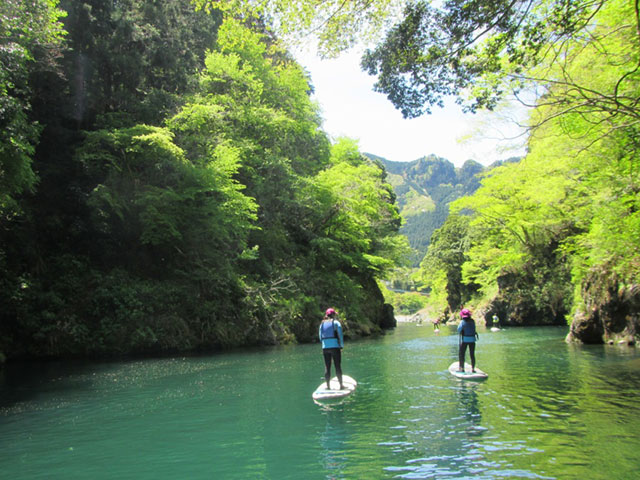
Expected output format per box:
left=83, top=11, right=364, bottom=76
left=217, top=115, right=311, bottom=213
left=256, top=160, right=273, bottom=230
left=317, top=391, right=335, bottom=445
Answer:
left=2, top=324, right=640, bottom=479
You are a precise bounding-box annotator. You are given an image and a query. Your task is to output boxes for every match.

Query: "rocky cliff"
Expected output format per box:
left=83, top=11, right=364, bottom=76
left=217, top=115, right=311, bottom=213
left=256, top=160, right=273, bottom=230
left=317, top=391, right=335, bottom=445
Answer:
left=567, top=268, right=639, bottom=345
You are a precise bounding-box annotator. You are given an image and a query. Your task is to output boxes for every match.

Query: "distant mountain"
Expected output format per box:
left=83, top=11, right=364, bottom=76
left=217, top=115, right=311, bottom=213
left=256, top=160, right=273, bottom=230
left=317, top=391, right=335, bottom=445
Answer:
left=366, top=153, right=520, bottom=265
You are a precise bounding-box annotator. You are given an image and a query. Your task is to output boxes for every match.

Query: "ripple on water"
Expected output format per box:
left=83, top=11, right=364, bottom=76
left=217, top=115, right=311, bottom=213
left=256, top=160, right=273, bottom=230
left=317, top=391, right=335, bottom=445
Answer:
left=2, top=326, right=640, bottom=480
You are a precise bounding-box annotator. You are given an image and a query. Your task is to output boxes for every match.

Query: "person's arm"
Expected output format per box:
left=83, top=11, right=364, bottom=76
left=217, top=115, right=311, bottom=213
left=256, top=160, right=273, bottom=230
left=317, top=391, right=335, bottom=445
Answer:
left=337, top=321, right=344, bottom=348
left=457, top=321, right=463, bottom=333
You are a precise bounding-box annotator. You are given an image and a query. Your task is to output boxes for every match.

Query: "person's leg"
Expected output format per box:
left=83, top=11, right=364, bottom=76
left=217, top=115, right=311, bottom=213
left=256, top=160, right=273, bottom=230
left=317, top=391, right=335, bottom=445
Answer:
left=458, top=343, right=467, bottom=371
left=469, top=342, right=476, bottom=371
left=333, top=349, right=343, bottom=388
left=323, top=350, right=332, bottom=388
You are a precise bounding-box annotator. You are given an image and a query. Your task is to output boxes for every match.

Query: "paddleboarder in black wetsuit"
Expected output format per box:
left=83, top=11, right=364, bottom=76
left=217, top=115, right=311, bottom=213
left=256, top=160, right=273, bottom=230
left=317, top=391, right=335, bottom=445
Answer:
left=319, top=308, right=344, bottom=390
left=457, top=308, right=479, bottom=372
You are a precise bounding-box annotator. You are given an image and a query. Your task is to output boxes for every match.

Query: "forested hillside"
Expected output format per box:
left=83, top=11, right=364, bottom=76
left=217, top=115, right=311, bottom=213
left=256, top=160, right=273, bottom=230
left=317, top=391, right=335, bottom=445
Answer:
left=3, top=0, right=639, bottom=355
left=0, top=1, right=406, bottom=361
left=367, top=154, right=518, bottom=265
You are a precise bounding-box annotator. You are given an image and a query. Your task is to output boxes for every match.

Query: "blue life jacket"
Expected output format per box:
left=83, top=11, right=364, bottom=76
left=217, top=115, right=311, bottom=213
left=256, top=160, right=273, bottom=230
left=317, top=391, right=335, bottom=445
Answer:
left=321, top=320, right=338, bottom=341
left=458, top=319, right=477, bottom=342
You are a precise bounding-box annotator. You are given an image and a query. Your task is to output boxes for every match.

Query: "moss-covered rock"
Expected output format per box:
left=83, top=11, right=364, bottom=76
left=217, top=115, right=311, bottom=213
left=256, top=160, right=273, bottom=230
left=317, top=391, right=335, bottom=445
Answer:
left=567, top=268, right=639, bottom=344
left=485, top=266, right=571, bottom=326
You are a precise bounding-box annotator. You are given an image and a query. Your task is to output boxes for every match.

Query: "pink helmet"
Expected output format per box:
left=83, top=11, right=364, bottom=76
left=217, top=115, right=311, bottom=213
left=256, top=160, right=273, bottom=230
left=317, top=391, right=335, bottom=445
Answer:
left=460, top=308, right=471, bottom=318
left=325, top=308, right=336, bottom=316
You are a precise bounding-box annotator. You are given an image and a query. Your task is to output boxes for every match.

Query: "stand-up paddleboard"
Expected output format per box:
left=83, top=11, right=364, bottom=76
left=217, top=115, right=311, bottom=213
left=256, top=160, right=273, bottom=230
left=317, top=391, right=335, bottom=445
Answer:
left=491, top=327, right=500, bottom=332
left=312, top=375, right=357, bottom=402
left=448, top=362, right=488, bottom=380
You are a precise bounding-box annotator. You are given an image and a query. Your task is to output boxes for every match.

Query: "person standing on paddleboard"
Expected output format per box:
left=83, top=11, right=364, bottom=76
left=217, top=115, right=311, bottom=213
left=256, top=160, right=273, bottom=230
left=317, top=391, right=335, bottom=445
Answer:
left=457, top=308, right=479, bottom=373
left=319, top=308, right=344, bottom=390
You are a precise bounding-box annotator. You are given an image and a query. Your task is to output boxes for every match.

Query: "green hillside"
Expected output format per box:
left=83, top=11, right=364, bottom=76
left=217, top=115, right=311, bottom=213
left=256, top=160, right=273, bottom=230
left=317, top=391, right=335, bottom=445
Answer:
left=367, top=153, right=519, bottom=265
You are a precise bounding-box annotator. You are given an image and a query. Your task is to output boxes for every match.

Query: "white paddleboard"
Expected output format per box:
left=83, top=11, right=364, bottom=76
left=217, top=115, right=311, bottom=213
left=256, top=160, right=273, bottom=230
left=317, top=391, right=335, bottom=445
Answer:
left=312, top=375, right=357, bottom=401
left=448, top=362, right=488, bottom=380
left=491, top=327, right=500, bottom=332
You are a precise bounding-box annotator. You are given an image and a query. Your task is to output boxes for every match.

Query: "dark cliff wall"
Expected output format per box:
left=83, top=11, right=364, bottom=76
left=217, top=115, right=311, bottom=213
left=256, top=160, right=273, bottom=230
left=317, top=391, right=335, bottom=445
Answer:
left=567, top=269, right=639, bottom=344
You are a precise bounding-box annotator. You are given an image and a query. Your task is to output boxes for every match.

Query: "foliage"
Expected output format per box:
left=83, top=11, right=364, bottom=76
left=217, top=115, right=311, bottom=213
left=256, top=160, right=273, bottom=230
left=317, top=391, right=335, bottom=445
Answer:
left=313, top=137, right=409, bottom=276
left=417, top=214, right=479, bottom=313
left=0, top=0, right=66, bottom=211
left=361, top=0, right=625, bottom=118
left=381, top=283, right=428, bottom=315
left=193, top=0, right=403, bottom=58
left=212, top=0, right=637, bottom=135
left=374, top=155, right=497, bottom=265
left=1, top=8, right=406, bottom=359
left=77, top=124, right=257, bottom=273
left=54, top=0, right=223, bottom=128
left=424, top=0, right=640, bottom=329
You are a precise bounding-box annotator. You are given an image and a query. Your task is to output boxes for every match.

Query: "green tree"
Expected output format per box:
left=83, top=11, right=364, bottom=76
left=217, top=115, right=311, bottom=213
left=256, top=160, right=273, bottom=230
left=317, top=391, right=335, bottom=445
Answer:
left=0, top=0, right=67, bottom=359
left=0, top=0, right=66, bottom=211
left=522, top=0, right=638, bottom=332
left=1, top=7, right=408, bottom=359
left=54, top=0, right=222, bottom=129
left=450, top=156, right=575, bottom=324
left=313, top=138, right=407, bottom=277
left=193, top=0, right=401, bottom=58
left=438, top=0, right=638, bottom=330
left=196, top=1, right=633, bottom=123
left=78, top=125, right=257, bottom=273
left=417, top=214, right=477, bottom=314
left=301, top=137, right=409, bottom=327
left=361, top=0, right=617, bottom=117
left=70, top=123, right=259, bottom=352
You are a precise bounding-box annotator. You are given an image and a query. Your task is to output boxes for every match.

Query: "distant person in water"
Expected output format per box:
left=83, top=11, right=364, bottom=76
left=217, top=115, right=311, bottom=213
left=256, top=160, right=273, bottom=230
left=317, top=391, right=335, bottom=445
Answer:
left=433, top=317, right=440, bottom=330
left=457, top=308, right=479, bottom=372
left=492, top=314, right=499, bottom=327
left=319, top=308, right=344, bottom=390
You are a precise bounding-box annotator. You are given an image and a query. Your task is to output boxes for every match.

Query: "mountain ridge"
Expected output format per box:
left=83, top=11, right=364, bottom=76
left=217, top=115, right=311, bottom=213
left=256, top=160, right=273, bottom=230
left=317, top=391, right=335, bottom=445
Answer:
left=366, top=153, right=520, bottom=265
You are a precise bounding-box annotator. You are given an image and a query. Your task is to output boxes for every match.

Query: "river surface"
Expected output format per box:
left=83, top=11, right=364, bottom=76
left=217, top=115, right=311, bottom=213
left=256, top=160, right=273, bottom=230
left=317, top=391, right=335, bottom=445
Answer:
left=1, top=324, right=640, bottom=479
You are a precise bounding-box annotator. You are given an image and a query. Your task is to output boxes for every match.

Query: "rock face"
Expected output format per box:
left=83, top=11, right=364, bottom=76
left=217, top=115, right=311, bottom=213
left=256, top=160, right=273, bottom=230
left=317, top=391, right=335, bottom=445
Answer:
left=362, top=275, right=397, bottom=330
left=566, top=270, right=639, bottom=344
left=379, top=303, right=397, bottom=329
left=479, top=267, right=571, bottom=327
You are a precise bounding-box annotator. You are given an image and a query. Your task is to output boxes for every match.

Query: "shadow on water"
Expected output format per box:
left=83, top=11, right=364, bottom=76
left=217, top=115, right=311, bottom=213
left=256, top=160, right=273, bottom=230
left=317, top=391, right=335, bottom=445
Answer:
left=0, top=345, right=293, bottom=412
left=317, top=403, right=350, bottom=478
left=457, top=381, right=482, bottom=430
left=0, top=360, right=108, bottom=410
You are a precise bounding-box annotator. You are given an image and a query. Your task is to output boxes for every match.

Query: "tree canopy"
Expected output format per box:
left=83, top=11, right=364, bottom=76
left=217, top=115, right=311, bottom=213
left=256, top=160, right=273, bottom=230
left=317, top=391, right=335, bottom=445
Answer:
left=361, top=0, right=624, bottom=117
left=0, top=3, right=407, bottom=359
left=0, top=0, right=66, bottom=211
left=416, top=0, right=639, bottom=335
left=193, top=0, right=404, bottom=57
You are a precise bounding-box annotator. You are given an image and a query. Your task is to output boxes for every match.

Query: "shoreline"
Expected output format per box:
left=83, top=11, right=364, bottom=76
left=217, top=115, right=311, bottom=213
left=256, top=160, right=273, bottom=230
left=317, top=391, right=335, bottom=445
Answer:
left=395, top=314, right=430, bottom=323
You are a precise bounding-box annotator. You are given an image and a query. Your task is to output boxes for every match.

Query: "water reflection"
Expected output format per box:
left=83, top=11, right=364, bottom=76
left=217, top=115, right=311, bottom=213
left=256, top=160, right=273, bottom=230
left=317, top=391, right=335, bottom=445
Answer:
left=456, top=381, right=483, bottom=435
left=2, top=326, right=640, bottom=479
left=318, top=405, right=349, bottom=479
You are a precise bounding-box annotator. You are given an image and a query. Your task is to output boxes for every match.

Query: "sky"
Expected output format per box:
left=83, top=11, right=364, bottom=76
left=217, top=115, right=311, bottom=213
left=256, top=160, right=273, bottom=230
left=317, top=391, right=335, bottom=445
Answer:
left=294, top=49, right=530, bottom=167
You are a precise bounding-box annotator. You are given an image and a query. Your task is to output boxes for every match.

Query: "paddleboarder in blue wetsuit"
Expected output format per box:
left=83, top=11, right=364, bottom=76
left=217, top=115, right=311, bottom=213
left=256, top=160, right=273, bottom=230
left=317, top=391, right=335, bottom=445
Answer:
left=319, top=308, right=344, bottom=390
left=457, top=308, right=479, bottom=373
